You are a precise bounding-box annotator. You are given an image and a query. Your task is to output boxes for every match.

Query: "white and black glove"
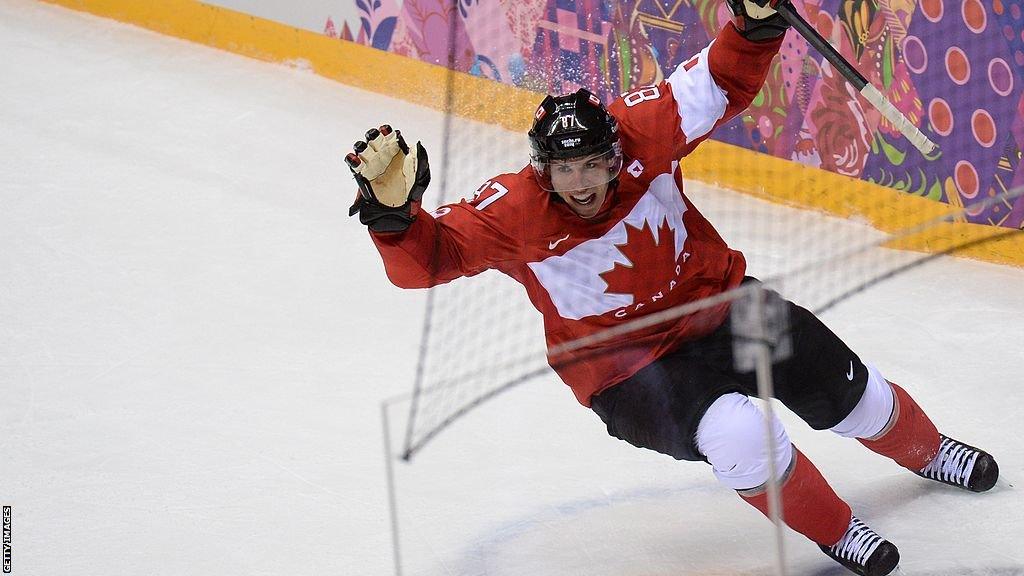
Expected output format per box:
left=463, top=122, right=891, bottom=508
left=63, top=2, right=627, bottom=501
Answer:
left=347, top=125, right=430, bottom=233
left=727, top=0, right=791, bottom=41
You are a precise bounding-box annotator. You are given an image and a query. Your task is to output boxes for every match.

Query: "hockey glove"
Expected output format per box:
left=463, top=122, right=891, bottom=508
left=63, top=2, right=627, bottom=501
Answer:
left=347, top=125, right=431, bottom=234
left=727, top=0, right=791, bottom=41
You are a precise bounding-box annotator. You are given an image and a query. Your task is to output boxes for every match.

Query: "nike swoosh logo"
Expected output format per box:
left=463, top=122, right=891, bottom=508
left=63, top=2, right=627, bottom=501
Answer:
left=548, top=234, right=570, bottom=250
left=847, top=361, right=855, bottom=381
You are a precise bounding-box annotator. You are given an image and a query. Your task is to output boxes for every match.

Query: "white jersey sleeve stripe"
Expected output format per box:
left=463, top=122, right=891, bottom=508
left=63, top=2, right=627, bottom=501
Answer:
left=667, top=41, right=729, bottom=145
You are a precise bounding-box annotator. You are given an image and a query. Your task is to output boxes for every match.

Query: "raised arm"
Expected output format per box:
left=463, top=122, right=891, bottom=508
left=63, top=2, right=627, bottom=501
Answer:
left=610, top=9, right=786, bottom=160
left=669, top=20, right=785, bottom=156
left=345, top=125, right=521, bottom=289
left=369, top=180, right=523, bottom=289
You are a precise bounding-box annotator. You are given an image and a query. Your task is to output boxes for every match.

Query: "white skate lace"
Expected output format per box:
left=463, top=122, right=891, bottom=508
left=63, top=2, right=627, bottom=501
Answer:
left=828, top=517, right=883, bottom=566
left=919, top=436, right=978, bottom=487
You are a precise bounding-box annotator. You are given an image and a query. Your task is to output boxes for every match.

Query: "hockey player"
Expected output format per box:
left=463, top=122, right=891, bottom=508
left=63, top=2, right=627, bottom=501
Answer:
left=346, top=1, right=999, bottom=575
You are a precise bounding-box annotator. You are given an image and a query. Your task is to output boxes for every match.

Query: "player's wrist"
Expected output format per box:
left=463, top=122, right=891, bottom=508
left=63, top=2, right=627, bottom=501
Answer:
left=355, top=197, right=420, bottom=233
left=727, top=0, right=791, bottom=41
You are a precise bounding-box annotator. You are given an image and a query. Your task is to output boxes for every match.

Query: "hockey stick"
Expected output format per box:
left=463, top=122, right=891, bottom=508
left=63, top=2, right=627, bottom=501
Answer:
left=774, top=1, right=938, bottom=156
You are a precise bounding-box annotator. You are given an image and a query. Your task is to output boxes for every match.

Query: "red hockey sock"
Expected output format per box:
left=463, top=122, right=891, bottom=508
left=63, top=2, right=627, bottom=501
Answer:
left=740, top=447, right=851, bottom=546
left=858, top=382, right=940, bottom=471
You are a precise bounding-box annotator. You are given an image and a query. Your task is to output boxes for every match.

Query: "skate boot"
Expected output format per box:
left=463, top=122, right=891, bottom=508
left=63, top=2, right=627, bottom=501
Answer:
left=915, top=434, right=999, bottom=492
left=819, top=516, right=900, bottom=576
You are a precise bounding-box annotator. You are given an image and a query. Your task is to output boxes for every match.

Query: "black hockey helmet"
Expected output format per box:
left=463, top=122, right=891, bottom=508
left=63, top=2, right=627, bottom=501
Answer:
left=528, top=88, right=622, bottom=193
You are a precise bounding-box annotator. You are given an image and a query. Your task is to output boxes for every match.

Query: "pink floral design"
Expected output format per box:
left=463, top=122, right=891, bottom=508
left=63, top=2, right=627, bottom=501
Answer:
left=355, top=0, right=401, bottom=50
left=809, top=61, right=872, bottom=176
left=502, top=0, right=548, bottom=54
left=461, top=0, right=521, bottom=81
left=388, top=15, right=417, bottom=59
left=402, top=0, right=475, bottom=71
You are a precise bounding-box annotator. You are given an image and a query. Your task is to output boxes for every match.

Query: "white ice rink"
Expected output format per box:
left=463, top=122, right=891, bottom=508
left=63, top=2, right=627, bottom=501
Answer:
left=2, top=1, right=1023, bottom=574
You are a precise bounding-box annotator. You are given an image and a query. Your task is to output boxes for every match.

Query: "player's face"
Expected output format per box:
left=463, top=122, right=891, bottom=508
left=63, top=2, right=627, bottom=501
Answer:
left=549, top=153, right=615, bottom=218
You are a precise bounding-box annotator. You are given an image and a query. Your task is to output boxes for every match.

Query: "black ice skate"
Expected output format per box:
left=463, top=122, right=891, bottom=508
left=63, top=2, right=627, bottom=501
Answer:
left=819, top=516, right=900, bottom=576
left=915, top=434, right=999, bottom=493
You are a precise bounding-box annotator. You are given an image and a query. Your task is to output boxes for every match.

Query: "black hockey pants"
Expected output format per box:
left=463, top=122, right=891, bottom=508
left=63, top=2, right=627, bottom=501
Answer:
left=590, top=278, right=869, bottom=462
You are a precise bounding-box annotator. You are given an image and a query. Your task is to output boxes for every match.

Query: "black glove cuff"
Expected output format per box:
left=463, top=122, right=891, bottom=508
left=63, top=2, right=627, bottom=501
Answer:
left=354, top=197, right=417, bottom=233
left=733, top=12, right=790, bottom=41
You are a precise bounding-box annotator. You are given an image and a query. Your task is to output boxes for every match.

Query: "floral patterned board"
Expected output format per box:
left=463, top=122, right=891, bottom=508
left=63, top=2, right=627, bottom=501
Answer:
left=327, top=0, right=1024, bottom=228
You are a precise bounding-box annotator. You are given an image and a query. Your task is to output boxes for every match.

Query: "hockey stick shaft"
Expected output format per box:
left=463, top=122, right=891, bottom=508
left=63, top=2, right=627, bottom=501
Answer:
left=775, top=1, right=938, bottom=156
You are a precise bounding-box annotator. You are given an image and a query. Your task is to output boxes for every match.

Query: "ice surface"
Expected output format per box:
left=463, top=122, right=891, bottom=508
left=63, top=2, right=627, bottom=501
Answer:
left=1, top=1, right=1022, bottom=575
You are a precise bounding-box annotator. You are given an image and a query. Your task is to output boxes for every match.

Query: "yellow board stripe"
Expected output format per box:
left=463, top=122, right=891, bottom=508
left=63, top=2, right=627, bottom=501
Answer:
left=40, top=0, right=1024, bottom=267
left=685, top=142, right=1023, bottom=267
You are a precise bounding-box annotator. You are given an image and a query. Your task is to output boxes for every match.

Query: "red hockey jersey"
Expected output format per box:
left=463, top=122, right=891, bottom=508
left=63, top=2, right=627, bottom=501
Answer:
left=371, top=24, right=783, bottom=406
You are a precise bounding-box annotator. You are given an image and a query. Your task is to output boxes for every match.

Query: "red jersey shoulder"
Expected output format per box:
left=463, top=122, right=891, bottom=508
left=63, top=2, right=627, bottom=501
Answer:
left=426, top=167, right=543, bottom=247
left=609, top=84, right=688, bottom=165
left=471, top=168, right=535, bottom=211
left=431, top=168, right=528, bottom=216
